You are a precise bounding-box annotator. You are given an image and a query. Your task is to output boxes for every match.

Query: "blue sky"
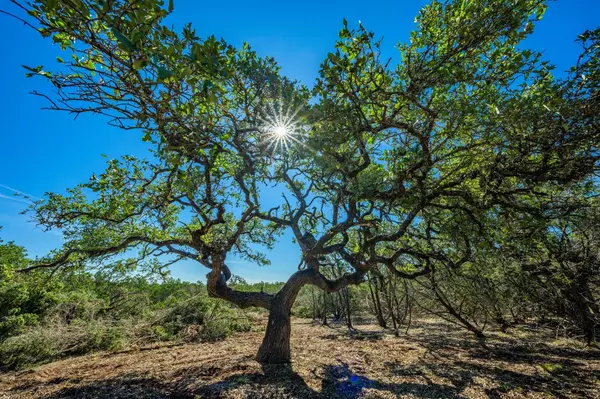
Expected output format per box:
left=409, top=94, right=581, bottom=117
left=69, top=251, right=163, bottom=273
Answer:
left=0, top=0, right=598, bottom=282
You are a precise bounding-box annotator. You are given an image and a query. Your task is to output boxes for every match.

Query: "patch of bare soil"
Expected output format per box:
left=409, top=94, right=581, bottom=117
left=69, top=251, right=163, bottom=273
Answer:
left=1, top=318, right=599, bottom=398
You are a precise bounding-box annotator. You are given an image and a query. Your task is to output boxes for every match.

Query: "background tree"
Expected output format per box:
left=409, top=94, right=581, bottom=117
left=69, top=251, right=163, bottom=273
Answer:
left=0, top=232, right=58, bottom=341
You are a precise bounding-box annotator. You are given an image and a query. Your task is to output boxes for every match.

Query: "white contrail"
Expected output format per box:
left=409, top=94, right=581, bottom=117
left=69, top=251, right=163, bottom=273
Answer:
left=0, top=184, right=39, bottom=200
left=0, top=193, right=32, bottom=204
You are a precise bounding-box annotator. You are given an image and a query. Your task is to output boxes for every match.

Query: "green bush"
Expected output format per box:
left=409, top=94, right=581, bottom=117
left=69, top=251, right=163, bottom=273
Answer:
left=0, top=252, right=262, bottom=370
left=0, top=313, right=39, bottom=340
left=75, top=321, right=128, bottom=353
left=200, top=317, right=230, bottom=341
left=0, top=327, right=56, bottom=370
left=0, top=319, right=133, bottom=370
left=151, top=325, right=172, bottom=342
left=292, top=305, right=313, bottom=319
left=49, top=291, right=107, bottom=323
left=0, top=243, right=61, bottom=340
left=230, top=316, right=252, bottom=333
left=159, top=295, right=250, bottom=339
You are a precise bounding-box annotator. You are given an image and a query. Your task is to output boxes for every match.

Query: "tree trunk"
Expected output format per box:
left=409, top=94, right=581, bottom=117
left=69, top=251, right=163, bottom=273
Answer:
left=431, top=281, right=485, bottom=338
left=322, top=293, right=329, bottom=326
left=256, top=301, right=293, bottom=363
left=256, top=269, right=313, bottom=363
left=368, top=275, right=387, bottom=328
left=568, top=277, right=599, bottom=344
left=311, top=286, right=317, bottom=320
left=343, top=287, right=353, bottom=329
left=254, top=267, right=366, bottom=363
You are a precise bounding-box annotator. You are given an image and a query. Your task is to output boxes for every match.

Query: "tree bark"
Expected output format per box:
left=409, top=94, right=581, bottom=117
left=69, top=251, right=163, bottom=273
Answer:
left=256, top=300, right=294, bottom=363
left=368, top=274, right=387, bottom=328
left=256, top=270, right=311, bottom=363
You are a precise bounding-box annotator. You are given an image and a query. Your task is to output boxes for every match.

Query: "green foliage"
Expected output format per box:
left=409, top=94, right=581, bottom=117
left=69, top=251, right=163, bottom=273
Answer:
left=0, top=240, right=60, bottom=340
left=0, top=253, right=257, bottom=370
left=292, top=304, right=313, bottom=319
left=158, top=292, right=250, bottom=340
left=0, top=328, right=56, bottom=370
left=199, top=317, right=231, bottom=342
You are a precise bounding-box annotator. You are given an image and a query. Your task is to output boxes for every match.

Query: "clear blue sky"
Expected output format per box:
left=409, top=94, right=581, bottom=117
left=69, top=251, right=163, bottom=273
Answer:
left=0, top=0, right=598, bottom=282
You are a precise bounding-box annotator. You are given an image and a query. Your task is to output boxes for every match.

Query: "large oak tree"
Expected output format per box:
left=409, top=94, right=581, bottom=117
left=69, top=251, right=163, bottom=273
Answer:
left=5, top=0, right=599, bottom=362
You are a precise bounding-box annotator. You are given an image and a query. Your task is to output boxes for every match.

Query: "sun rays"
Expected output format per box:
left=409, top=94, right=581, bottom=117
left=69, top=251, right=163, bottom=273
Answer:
left=258, top=96, right=306, bottom=155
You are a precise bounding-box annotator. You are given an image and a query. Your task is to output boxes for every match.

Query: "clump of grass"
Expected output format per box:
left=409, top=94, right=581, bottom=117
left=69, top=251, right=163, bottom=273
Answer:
left=541, top=362, right=564, bottom=374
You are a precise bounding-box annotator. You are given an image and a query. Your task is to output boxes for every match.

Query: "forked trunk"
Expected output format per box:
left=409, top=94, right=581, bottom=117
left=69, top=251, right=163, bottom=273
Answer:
left=255, top=268, right=365, bottom=363
left=256, top=302, right=293, bottom=363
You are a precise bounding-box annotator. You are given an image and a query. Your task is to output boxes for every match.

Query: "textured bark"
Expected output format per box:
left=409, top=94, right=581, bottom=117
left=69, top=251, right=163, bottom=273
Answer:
left=256, top=302, right=293, bottom=363
left=256, top=270, right=311, bottom=363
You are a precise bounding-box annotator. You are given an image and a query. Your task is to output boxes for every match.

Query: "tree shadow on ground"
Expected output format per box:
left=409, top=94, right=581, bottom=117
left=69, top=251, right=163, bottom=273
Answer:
left=409, top=334, right=598, bottom=398
left=383, top=356, right=597, bottom=399
left=321, top=330, right=386, bottom=341
left=33, top=360, right=467, bottom=399
left=36, top=373, right=194, bottom=398
left=317, top=322, right=387, bottom=342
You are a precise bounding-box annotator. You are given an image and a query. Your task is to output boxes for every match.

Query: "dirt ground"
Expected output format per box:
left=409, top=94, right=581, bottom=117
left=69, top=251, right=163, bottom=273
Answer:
left=1, top=318, right=599, bottom=398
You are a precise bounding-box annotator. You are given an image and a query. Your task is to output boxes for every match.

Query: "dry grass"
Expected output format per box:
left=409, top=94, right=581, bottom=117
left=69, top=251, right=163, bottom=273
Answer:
left=1, top=317, right=599, bottom=398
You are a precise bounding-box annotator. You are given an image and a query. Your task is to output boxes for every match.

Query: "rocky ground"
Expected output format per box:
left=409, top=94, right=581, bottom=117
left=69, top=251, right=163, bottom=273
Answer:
left=1, top=318, right=599, bottom=398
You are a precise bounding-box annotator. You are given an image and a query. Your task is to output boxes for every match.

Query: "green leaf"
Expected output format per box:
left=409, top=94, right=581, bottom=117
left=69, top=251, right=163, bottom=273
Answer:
left=157, top=67, right=173, bottom=80
left=111, top=28, right=134, bottom=52
left=131, top=31, right=145, bottom=47
left=168, top=0, right=174, bottom=13
left=132, top=59, right=147, bottom=70
left=22, top=65, right=48, bottom=77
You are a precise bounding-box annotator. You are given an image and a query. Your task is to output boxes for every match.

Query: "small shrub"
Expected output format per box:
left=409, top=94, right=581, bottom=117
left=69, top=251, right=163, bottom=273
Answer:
left=200, top=317, right=230, bottom=341
left=292, top=305, right=313, bottom=319
left=151, top=325, right=172, bottom=342
left=0, top=313, right=39, bottom=340
left=230, top=316, right=252, bottom=333
left=0, top=328, right=56, bottom=370
left=49, top=291, right=107, bottom=323
left=83, top=324, right=127, bottom=352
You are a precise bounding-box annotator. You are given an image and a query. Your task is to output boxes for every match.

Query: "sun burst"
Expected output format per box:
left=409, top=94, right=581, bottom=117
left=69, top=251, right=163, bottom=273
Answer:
left=258, top=97, right=304, bottom=155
